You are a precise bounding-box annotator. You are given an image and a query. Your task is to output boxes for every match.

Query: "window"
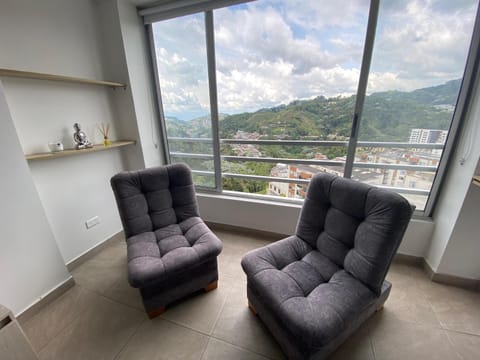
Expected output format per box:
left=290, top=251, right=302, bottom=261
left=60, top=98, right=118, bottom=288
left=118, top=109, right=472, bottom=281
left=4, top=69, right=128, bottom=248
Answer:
left=145, top=0, right=480, bottom=214
left=214, top=1, right=369, bottom=196
left=354, top=0, right=479, bottom=212
left=151, top=13, right=216, bottom=189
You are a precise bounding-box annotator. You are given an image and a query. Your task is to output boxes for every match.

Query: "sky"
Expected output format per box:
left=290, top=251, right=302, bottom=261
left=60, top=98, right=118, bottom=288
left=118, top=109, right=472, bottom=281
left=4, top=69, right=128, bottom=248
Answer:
left=152, top=0, right=478, bottom=121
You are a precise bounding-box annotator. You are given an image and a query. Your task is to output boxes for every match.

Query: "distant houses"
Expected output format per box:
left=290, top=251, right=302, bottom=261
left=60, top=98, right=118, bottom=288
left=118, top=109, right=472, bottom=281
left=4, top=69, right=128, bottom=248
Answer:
left=268, top=128, right=446, bottom=209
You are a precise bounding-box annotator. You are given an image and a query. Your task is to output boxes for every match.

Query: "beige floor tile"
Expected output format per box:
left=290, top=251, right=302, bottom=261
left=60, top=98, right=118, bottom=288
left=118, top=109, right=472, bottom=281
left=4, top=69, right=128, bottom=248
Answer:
left=72, top=264, right=124, bottom=293
left=213, top=229, right=273, bottom=255
left=102, top=276, right=144, bottom=311
left=387, top=262, right=430, bottom=288
left=201, top=338, right=270, bottom=360
left=160, top=283, right=230, bottom=335
left=217, top=250, right=247, bottom=281
left=26, top=228, right=480, bottom=360
left=370, top=311, right=461, bottom=360
left=87, top=241, right=128, bottom=268
left=212, top=282, right=285, bottom=360
left=71, top=258, right=126, bottom=294
left=329, top=323, right=375, bottom=360
left=383, top=283, right=441, bottom=326
left=215, top=230, right=260, bottom=281
left=446, top=330, right=480, bottom=360
left=423, top=284, right=480, bottom=335
left=214, top=229, right=279, bottom=251
left=116, top=318, right=209, bottom=360
left=23, top=286, right=97, bottom=353
left=74, top=241, right=144, bottom=311
left=38, top=294, right=145, bottom=360
left=384, top=262, right=443, bottom=327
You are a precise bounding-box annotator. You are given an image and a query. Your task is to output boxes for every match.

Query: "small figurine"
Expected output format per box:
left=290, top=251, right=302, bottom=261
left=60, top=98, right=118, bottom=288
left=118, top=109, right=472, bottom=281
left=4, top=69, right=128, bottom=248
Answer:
left=73, top=123, right=93, bottom=149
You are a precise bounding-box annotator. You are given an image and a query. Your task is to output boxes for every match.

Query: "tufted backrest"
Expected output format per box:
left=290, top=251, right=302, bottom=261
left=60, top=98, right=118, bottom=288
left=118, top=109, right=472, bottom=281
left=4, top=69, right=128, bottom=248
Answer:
left=110, top=163, right=199, bottom=238
left=296, top=173, right=413, bottom=294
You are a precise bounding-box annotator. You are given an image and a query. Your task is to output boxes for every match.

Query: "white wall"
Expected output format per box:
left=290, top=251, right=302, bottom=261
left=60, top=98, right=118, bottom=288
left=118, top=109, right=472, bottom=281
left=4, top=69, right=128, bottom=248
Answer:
left=425, top=68, right=480, bottom=274
left=116, top=0, right=165, bottom=168
left=437, top=182, right=480, bottom=278
left=0, top=81, right=70, bottom=315
left=431, top=101, right=480, bottom=278
left=0, top=0, right=103, bottom=79
left=198, top=194, right=302, bottom=235
left=96, top=0, right=165, bottom=170
left=198, top=194, right=434, bottom=256
left=0, top=0, right=135, bottom=264
left=95, top=0, right=147, bottom=171
left=28, top=152, right=125, bottom=263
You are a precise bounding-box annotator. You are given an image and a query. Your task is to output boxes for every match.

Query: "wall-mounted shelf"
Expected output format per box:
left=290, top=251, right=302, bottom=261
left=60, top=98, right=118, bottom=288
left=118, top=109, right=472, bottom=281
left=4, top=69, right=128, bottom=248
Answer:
left=0, top=68, right=127, bottom=89
left=25, top=140, right=136, bottom=161
left=473, top=175, right=480, bottom=187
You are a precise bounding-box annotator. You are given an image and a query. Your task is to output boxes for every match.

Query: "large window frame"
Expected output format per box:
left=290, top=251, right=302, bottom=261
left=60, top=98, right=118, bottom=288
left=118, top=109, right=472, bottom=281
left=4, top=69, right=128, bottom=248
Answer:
left=142, top=0, right=480, bottom=216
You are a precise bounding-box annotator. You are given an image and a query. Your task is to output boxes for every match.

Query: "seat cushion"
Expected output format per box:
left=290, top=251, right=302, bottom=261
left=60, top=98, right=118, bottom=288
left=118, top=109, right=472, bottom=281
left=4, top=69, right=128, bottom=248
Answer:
left=127, top=217, right=222, bottom=287
left=242, top=236, right=377, bottom=349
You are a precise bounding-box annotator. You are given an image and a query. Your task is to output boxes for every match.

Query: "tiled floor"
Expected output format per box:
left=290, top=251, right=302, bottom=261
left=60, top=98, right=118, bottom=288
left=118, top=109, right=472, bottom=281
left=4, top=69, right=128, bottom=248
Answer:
left=22, top=228, right=480, bottom=360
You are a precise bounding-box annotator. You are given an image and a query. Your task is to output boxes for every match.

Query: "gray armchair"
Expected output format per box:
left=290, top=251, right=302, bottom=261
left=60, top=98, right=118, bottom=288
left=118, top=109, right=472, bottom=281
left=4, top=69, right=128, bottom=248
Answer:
left=111, top=163, right=222, bottom=318
left=241, top=173, right=413, bottom=359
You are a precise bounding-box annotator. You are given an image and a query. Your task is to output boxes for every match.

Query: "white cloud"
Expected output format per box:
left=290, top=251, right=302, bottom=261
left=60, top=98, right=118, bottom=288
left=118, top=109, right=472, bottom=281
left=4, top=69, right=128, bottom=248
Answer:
left=152, top=0, right=477, bottom=118
left=153, top=15, right=211, bottom=118
left=267, top=0, right=370, bottom=31
left=214, top=4, right=363, bottom=74
left=368, top=0, right=477, bottom=91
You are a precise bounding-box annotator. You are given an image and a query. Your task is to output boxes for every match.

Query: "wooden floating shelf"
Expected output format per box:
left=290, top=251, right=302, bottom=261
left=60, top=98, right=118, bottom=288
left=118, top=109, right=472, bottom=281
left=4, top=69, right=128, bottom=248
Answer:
left=473, top=175, right=480, bottom=187
left=25, top=140, right=136, bottom=161
left=0, top=68, right=127, bottom=89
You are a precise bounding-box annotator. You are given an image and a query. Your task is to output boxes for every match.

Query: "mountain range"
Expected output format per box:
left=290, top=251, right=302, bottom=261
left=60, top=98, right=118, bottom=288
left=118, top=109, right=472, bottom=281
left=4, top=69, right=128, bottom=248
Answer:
left=165, top=79, right=461, bottom=142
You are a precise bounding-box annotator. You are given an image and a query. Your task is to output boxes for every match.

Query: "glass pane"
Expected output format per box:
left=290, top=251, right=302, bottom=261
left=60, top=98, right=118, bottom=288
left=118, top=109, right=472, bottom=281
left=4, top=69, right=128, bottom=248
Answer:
left=214, top=0, right=370, bottom=199
left=152, top=14, right=215, bottom=188
left=355, top=0, right=478, bottom=211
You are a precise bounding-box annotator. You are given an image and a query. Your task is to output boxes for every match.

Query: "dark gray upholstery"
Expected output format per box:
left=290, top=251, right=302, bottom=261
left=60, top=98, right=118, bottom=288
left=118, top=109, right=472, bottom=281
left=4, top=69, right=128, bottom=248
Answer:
left=111, top=163, right=222, bottom=316
left=241, top=173, right=413, bottom=359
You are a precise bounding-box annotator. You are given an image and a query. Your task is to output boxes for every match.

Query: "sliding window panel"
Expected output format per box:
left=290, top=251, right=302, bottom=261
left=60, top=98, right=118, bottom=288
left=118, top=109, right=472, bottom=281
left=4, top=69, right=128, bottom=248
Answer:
left=213, top=0, right=370, bottom=199
left=151, top=14, right=216, bottom=189
left=354, top=0, right=478, bottom=211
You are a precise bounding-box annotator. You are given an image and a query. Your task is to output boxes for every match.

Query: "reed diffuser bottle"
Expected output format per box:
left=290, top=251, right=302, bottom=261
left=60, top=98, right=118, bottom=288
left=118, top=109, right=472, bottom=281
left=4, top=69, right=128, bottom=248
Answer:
left=98, top=123, right=112, bottom=146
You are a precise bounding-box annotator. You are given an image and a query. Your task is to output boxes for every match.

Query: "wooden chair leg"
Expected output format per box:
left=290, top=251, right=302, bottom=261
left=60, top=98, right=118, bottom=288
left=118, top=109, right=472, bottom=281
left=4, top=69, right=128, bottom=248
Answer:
left=204, top=281, right=218, bottom=292
left=248, top=302, right=257, bottom=316
left=148, top=306, right=166, bottom=319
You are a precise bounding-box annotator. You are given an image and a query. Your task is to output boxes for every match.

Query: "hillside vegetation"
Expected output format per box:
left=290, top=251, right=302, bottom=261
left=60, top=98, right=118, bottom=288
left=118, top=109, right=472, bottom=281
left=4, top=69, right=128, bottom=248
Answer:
left=166, top=79, right=460, bottom=142
left=166, top=79, right=461, bottom=194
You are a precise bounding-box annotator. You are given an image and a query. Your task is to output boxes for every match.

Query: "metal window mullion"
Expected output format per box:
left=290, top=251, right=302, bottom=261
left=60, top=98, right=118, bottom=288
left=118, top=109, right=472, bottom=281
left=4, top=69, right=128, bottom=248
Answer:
left=147, top=24, right=170, bottom=164
left=344, top=0, right=380, bottom=178
left=205, top=11, right=222, bottom=192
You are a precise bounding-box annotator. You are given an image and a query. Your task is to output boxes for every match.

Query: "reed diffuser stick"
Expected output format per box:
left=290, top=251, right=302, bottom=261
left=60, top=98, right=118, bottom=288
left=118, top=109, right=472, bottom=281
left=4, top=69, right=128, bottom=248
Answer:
left=97, top=122, right=112, bottom=146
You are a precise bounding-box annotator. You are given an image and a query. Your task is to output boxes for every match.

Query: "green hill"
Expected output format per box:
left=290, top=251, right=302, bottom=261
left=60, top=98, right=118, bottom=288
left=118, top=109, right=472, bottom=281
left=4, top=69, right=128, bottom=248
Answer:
left=167, top=79, right=461, bottom=193
left=167, top=79, right=460, bottom=143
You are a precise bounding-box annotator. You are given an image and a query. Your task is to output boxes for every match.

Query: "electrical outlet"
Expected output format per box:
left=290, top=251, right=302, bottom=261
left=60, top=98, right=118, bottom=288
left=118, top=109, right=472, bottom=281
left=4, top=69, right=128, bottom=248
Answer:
left=85, top=216, right=100, bottom=229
